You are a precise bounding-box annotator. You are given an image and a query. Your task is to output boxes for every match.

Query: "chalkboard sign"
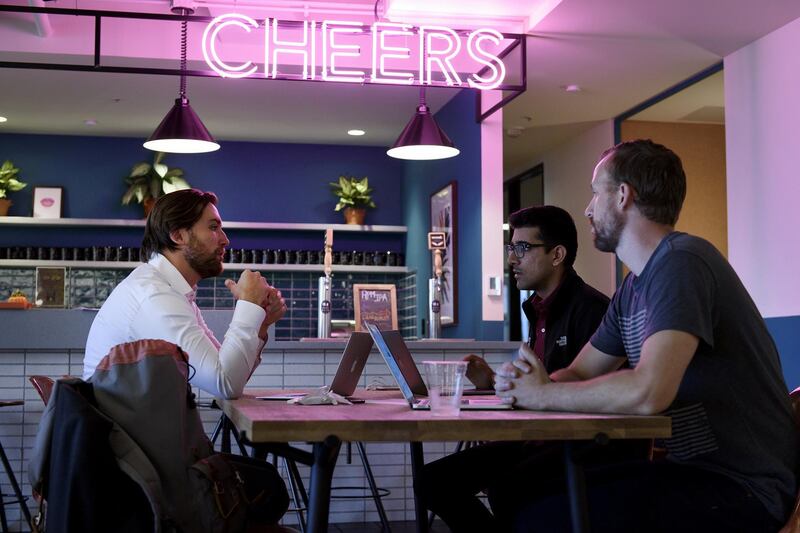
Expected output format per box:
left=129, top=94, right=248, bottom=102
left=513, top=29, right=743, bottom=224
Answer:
left=353, top=284, right=398, bottom=332
left=36, top=267, right=66, bottom=308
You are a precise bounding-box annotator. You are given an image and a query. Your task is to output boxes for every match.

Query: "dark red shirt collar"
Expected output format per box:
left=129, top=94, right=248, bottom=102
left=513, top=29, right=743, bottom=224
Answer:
left=531, top=272, right=568, bottom=315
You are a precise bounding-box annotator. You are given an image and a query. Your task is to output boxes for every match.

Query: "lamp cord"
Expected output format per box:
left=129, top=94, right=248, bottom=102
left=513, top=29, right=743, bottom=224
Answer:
left=420, top=23, right=427, bottom=108
left=179, top=19, right=188, bottom=99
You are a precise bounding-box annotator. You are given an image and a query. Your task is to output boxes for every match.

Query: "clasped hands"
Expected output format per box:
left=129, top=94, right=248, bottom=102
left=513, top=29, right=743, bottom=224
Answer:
left=224, top=270, right=287, bottom=327
left=494, top=343, right=551, bottom=409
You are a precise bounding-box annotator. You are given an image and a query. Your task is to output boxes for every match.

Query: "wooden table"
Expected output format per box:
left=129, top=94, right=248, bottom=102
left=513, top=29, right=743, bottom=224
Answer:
left=220, top=390, right=671, bottom=533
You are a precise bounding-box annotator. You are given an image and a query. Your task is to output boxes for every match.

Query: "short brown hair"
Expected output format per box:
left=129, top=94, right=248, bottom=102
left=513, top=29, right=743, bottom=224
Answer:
left=508, top=205, right=578, bottom=268
left=600, top=139, right=686, bottom=226
left=140, top=189, right=218, bottom=261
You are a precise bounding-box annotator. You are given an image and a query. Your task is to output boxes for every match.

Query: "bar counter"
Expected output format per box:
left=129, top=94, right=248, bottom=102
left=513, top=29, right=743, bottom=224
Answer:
left=0, top=308, right=518, bottom=528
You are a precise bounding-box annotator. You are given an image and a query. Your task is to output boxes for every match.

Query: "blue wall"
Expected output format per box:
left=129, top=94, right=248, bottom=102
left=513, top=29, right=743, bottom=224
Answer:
left=0, top=133, right=406, bottom=250
left=0, top=133, right=405, bottom=222
left=403, top=90, right=503, bottom=340
left=766, top=315, right=800, bottom=390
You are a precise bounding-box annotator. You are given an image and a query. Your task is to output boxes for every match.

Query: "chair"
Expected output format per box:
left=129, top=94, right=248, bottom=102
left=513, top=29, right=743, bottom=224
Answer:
left=330, top=442, right=391, bottom=532
left=29, top=375, right=55, bottom=406
left=28, top=375, right=56, bottom=530
left=0, top=400, right=33, bottom=532
left=215, top=412, right=392, bottom=532
left=778, top=387, right=800, bottom=533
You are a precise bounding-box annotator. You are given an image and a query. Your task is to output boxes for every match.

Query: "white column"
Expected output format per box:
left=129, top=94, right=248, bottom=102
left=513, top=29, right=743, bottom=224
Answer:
left=725, top=17, right=800, bottom=318
left=481, top=91, right=505, bottom=321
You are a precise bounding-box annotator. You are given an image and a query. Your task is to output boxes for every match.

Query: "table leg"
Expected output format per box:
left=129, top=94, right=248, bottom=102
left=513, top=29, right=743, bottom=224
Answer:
left=307, top=435, right=342, bottom=533
left=409, top=441, right=428, bottom=533
left=564, top=441, right=590, bottom=533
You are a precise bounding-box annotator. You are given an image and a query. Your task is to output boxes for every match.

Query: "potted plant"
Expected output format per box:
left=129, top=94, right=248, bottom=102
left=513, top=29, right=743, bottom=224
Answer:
left=0, top=160, right=27, bottom=216
left=122, top=152, right=190, bottom=217
left=330, top=175, right=376, bottom=225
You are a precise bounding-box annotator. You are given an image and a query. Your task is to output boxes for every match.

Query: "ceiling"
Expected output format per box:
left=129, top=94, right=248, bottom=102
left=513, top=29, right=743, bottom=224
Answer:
left=627, top=70, right=724, bottom=124
left=0, top=0, right=799, bottom=177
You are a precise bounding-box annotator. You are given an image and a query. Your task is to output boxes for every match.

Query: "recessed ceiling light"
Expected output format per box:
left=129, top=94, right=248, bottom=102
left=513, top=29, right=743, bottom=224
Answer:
left=84, top=119, right=97, bottom=126
left=562, top=84, right=582, bottom=93
left=0, top=116, right=7, bottom=123
left=347, top=129, right=366, bottom=136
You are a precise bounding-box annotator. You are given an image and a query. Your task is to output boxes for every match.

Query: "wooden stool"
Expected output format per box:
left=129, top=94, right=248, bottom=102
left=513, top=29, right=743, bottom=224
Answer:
left=0, top=400, right=32, bottom=532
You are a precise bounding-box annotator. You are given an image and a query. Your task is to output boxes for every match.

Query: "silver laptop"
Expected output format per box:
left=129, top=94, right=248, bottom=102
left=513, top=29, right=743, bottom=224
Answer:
left=257, top=332, right=373, bottom=402
left=363, top=322, right=511, bottom=410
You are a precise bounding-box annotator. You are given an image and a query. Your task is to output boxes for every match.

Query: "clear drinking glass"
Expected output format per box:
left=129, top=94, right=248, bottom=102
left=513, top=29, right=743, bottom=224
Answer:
left=423, top=361, right=468, bottom=416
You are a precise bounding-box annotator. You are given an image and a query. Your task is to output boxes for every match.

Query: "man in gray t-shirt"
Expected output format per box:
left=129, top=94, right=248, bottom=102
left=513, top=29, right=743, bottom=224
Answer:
left=495, top=140, right=797, bottom=532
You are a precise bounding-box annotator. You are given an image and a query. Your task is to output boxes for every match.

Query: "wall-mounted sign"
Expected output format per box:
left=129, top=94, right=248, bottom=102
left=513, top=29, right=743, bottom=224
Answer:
left=202, top=15, right=508, bottom=90
left=428, top=231, right=446, bottom=250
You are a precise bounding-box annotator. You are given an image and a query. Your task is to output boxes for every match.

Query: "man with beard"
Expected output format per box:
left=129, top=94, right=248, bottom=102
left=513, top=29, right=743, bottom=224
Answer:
left=416, top=205, right=623, bottom=532
left=84, top=188, right=285, bottom=399
left=496, top=140, right=797, bottom=532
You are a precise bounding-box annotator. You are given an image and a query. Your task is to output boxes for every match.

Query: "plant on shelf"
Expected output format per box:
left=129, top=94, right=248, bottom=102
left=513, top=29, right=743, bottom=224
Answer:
left=329, top=175, right=376, bottom=225
left=0, top=160, right=27, bottom=216
left=122, top=152, right=190, bottom=217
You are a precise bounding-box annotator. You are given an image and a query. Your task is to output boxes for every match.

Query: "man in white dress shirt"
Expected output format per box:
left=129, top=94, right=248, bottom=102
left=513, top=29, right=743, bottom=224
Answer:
left=84, top=188, right=285, bottom=399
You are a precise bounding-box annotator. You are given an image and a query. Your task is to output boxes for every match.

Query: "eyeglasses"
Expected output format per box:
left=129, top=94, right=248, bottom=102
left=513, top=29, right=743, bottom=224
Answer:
left=505, top=241, right=549, bottom=259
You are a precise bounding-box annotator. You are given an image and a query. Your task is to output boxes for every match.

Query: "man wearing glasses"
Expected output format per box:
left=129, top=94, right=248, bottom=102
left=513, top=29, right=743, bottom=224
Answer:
left=465, top=205, right=610, bottom=389
left=416, top=205, right=623, bottom=532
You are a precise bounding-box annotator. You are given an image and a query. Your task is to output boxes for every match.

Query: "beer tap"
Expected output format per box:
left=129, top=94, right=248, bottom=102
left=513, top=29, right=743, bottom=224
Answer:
left=317, top=229, right=333, bottom=338
left=427, top=231, right=446, bottom=339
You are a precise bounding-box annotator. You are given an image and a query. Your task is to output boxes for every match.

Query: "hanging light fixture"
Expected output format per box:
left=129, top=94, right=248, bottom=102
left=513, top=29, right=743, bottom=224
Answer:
left=144, top=4, right=220, bottom=154
left=387, top=88, right=459, bottom=160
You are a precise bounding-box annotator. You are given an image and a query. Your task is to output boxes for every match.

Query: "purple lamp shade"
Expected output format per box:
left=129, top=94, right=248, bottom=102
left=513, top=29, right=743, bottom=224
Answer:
left=387, top=103, right=460, bottom=160
left=143, top=96, right=220, bottom=154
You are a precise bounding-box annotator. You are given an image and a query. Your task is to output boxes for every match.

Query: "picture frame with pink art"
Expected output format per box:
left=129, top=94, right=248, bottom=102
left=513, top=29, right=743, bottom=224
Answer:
left=32, top=186, right=63, bottom=218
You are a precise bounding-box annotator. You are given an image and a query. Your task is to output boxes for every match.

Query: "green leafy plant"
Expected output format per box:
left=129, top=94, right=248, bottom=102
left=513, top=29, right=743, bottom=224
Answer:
left=0, top=160, right=26, bottom=199
left=121, top=152, right=190, bottom=205
left=329, top=175, right=376, bottom=211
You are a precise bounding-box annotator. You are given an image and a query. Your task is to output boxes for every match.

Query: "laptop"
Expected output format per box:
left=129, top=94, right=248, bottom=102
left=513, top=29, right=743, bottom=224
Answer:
left=257, top=332, right=373, bottom=402
left=363, top=322, right=512, bottom=410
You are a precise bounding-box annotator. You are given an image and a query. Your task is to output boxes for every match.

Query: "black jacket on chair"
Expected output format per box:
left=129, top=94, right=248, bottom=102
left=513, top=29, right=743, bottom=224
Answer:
left=43, top=380, right=155, bottom=533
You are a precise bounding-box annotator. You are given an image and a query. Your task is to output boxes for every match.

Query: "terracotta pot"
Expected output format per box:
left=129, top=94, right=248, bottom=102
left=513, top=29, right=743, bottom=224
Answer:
left=343, top=207, right=366, bottom=225
left=143, top=197, right=156, bottom=218
left=0, top=198, right=11, bottom=216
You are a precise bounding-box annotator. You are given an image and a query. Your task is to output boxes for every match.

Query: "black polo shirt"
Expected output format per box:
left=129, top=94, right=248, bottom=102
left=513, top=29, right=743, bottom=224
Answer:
left=521, top=268, right=610, bottom=374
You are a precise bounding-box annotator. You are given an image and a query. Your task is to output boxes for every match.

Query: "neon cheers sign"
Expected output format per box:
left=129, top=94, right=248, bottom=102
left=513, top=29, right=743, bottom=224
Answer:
left=202, top=14, right=508, bottom=90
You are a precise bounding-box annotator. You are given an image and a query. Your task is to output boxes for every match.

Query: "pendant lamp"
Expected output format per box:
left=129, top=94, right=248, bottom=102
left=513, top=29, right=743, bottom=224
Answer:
left=144, top=7, right=219, bottom=154
left=387, top=88, right=459, bottom=160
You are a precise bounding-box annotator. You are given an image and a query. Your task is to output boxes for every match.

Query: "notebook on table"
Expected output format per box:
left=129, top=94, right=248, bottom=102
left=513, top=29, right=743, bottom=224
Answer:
left=363, top=322, right=512, bottom=411
left=256, top=332, right=373, bottom=402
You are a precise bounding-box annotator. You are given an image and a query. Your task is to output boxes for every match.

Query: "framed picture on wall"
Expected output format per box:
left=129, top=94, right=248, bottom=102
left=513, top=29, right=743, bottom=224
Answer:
left=430, top=181, right=457, bottom=326
left=32, top=186, right=63, bottom=218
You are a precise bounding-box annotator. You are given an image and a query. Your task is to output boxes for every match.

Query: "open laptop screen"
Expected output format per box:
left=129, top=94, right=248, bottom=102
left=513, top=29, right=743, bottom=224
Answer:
left=329, top=332, right=373, bottom=397
left=364, top=323, right=427, bottom=403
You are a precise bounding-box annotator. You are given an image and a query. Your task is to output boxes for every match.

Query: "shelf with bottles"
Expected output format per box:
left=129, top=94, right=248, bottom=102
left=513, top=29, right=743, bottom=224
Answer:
left=0, top=259, right=409, bottom=273
left=0, top=244, right=407, bottom=272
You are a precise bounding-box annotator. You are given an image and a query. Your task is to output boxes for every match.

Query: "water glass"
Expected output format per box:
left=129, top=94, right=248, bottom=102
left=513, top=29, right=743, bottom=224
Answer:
left=422, top=361, right=468, bottom=417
